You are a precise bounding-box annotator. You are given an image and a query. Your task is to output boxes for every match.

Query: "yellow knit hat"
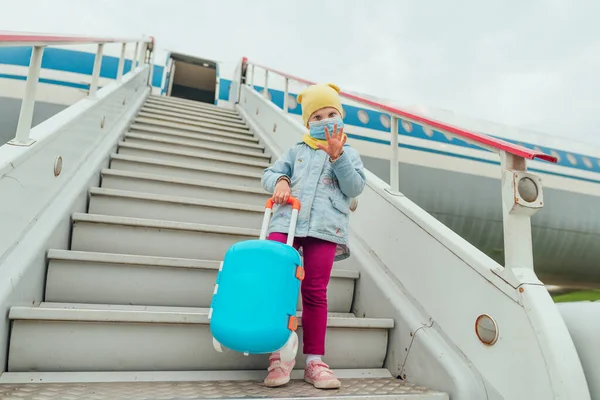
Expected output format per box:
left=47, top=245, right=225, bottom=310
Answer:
left=297, top=83, right=344, bottom=127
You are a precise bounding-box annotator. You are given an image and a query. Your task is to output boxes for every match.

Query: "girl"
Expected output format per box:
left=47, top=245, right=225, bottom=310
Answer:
left=261, top=83, right=366, bottom=389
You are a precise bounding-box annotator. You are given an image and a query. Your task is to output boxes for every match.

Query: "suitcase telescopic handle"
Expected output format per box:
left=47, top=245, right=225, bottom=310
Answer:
left=259, top=196, right=301, bottom=246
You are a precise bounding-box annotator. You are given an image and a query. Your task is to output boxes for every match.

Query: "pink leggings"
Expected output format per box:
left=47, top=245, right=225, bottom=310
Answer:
left=267, top=232, right=337, bottom=356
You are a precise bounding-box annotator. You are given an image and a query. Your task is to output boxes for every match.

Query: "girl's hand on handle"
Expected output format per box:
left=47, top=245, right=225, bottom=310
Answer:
left=273, top=179, right=291, bottom=204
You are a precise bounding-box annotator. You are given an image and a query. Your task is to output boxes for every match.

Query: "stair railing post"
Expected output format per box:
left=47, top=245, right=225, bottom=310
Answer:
left=138, top=42, right=147, bottom=66
left=263, top=70, right=269, bottom=99
left=89, top=43, right=104, bottom=97
left=389, top=116, right=399, bottom=192
left=248, top=64, right=254, bottom=88
left=283, top=78, right=289, bottom=112
left=8, top=45, right=45, bottom=147
left=494, top=151, right=545, bottom=287
left=131, top=42, right=139, bottom=71
left=116, top=42, right=126, bottom=82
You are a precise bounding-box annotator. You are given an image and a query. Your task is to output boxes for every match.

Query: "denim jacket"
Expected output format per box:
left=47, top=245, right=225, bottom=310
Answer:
left=261, top=142, right=366, bottom=261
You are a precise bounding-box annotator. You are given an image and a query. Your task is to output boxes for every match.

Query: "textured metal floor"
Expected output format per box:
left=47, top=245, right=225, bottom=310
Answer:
left=0, top=378, right=447, bottom=399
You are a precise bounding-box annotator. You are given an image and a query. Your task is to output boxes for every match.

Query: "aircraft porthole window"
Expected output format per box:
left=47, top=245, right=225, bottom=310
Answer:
left=357, top=110, right=369, bottom=124
left=423, top=125, right=434, bottom=137
left=567, top=153, right=577, bottom=165
left=583, top=157, right=593, bottom=169
left=288, top=94, right=297, bottom=110
left=401, top=119, right=413, bottom=133
left=551, top=150, right=561, bottom=162
left=380, top=114, right=390, bottom=129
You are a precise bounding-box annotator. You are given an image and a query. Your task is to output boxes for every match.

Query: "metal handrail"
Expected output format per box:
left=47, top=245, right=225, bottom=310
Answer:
left=243, top=59, right=557, bottom=165
left=1, top=31, right=153, bottom=147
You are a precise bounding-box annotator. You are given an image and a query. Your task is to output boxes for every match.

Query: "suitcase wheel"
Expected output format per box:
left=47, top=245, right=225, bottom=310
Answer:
left=279, top=331, right=298, bottom=362
left=213, top=337, right=229, bottom=353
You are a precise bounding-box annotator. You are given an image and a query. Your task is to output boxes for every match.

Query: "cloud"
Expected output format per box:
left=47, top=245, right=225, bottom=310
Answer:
left=0, top=0, right=598, bottom=145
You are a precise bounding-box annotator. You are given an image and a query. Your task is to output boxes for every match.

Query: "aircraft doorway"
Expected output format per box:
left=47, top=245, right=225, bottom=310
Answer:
left=165, top=53, right=218, bottom=104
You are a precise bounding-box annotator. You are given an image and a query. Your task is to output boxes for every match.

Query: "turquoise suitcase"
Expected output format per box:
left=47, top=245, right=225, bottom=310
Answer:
left=209, top=196, right=303, bottom=362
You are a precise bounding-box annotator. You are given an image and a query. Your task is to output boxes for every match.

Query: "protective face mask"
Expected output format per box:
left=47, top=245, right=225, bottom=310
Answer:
left=308, top=115, right=344, bottom=140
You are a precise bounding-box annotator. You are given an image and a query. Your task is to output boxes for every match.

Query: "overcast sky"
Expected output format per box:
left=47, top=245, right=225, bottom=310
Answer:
left=1, top=0, right=598, bottom=145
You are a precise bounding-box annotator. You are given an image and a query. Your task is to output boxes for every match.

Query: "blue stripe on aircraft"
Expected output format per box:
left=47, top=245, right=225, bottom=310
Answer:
left=1, top=47, right=598, bottom=177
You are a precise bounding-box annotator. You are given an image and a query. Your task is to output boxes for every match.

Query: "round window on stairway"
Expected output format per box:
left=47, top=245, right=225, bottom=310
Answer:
left=517, top=177, right=539, bottom=203
left=475, top=314, right=498, bottom=346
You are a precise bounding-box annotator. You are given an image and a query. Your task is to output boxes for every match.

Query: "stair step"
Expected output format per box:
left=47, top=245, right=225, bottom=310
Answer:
left=45, top=249, right=358, bottom=311
left=0, top=368, right=394, bottom=383
left=100, top=169, right=269, bottom=205
left=129, top=123, right=263, bottom=149
left=124, top=132, right=271, bottom=164
left=88, top=187, right=265, bottom=228
left=116, top=141, right=269, bottom=173
left=142, top=103, right=245, bottom=124
left=147, top=95, right=239, bottom=116
left=138, top=109, right=248, bottom=130
left=70, top=213, right=259, bottom=260
left=134, top=116, right=252, bottom=137
left=0, top=377, right=448, bottom=400
left=109, top=154, right=263, bottom=188
left=8, top=303, right=393, bottom=372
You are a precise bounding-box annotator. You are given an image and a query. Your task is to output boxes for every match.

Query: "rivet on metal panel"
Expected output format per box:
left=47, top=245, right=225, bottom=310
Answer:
left=519, top=287, right=524, bottom=293
left=53, top=156, right=62, bottom=177
left=100, top=116, right=106, bottom=129
left=475, top=314, right=498, bottom=346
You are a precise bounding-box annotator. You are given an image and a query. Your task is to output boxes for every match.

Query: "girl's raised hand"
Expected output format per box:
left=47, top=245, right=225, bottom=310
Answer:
left=316, top=124, right=346, bottom=160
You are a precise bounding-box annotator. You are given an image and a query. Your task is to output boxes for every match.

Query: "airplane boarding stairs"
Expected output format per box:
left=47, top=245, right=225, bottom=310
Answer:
left=0, top=95, right=448, bottom=399
left=0, top=44, right=596, bottom=399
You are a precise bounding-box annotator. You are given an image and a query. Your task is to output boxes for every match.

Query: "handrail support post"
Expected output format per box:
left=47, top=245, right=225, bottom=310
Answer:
left=89, top=43, right=104, bottom=97
left=116, top=43, right=126, bottom=81
left=283, top=77, right=289, bottom=112
left=494, top=152, right=544, bottom=287
left=389, top=116, right=400, bottom=192
left=263, top=70, right=269, bottom=99
left=138, top=42, right=147, bottom=66
left=131, top=42, right=139, bottom=71
left=8, top=45, right=45, bottom=147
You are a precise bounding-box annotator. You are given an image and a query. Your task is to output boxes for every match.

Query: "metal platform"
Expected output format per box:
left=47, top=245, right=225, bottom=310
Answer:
left=0, top=378, right=448, bottom=399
